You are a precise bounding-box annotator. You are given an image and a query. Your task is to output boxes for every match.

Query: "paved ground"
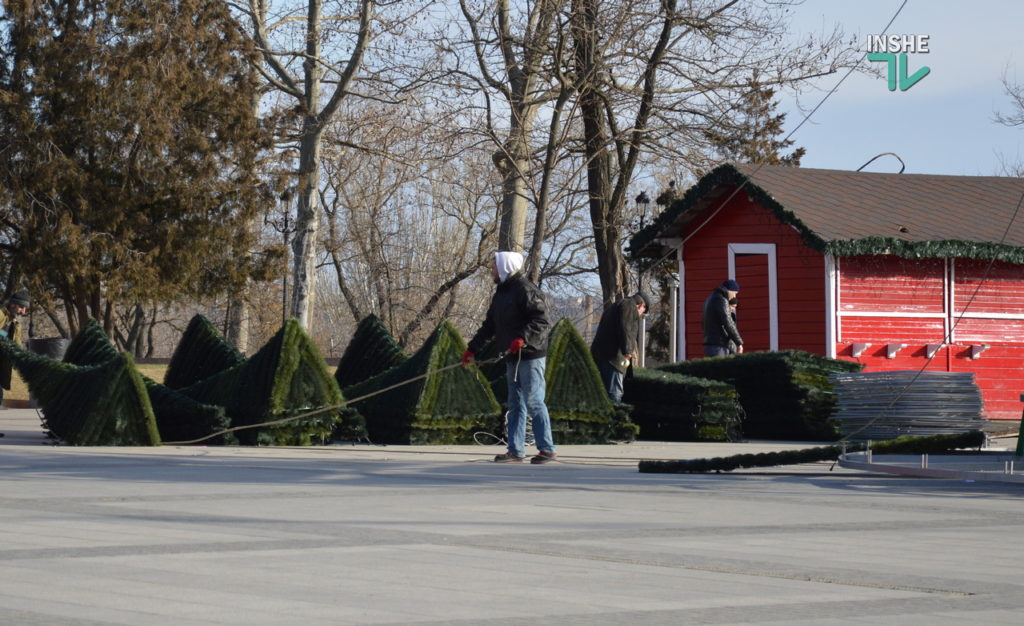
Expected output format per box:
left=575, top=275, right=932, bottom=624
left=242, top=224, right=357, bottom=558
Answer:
left=2, top=408, right=1023, bottom=625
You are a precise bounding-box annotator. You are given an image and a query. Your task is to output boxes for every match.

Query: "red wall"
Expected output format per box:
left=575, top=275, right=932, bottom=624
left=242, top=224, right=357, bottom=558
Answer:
left=836, top=256, right=1024, bottom=420
left=682, top=188, right=826, bottom=359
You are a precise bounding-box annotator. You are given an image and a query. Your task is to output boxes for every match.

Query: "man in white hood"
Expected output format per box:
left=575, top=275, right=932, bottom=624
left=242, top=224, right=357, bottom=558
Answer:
left=464, top=251, right=557, bottom=464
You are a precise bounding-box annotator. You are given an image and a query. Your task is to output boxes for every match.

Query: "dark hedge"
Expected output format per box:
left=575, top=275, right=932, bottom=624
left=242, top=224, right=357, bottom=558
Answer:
left=638, top=430, right=987, bottom=473
left=658, top=350, right=862, bottom=440
left=623, top=368, right=742, bottom=441
left=345, top=321, right=501, bottom=445
left=335, top=313, right=407, bottom=390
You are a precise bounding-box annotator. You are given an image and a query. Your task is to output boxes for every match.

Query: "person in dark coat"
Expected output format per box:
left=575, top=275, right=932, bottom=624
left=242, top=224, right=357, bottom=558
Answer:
left=590, top=292, right=649, bottom=402
left=463, top=251, right=557, bottom=464
left=702, top=279, right=743, bottom=357
left=0, top=289, right=29, bottom=430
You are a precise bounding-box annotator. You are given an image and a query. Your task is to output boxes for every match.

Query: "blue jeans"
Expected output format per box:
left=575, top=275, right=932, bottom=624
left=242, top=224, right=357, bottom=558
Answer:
left=505, top=357, right=556, bottom=457
left=597, top=361, right=624, bottom=403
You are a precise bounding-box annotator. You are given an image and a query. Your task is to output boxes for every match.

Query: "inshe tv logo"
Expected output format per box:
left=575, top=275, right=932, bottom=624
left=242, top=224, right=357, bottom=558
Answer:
left=866, top=34, right=931, bottom=91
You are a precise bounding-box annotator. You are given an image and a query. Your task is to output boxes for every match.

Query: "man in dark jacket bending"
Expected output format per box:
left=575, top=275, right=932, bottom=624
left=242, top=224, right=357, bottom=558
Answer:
left=702, top=279, right=743, bottom=357
left=590, top=292, right=648, bottom=402
left=463, top=251, right=557, bottom=464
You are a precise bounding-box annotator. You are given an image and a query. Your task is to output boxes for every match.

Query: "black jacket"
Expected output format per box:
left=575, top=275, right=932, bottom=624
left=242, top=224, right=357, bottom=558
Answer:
left=702, top=286, right=743, bottom=349
left=468, top=271, right=550, bottom=361
left=590, top=299, right=640, bottom=373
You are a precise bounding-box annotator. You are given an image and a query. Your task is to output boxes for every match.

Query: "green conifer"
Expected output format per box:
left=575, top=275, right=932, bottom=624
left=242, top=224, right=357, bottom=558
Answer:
left=164, top=315, right=245, bottom=390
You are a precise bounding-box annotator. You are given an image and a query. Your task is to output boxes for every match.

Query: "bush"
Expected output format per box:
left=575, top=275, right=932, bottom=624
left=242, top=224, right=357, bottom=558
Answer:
left=659, top=350, right=862, bottom=440
left=346, top=321, right=502, bottom=444
left=623, top=368, right=742, bottom=441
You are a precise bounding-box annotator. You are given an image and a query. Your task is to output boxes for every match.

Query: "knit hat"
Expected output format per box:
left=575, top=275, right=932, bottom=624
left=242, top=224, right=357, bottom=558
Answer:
left=7, top=289, right=30, bottom=308
left=633, top=292, right=651, bottom=309
left=722, top=279, right=740, bottom=292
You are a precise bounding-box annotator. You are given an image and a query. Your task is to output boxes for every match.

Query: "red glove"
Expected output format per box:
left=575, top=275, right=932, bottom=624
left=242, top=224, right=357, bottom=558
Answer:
left=461, top=350, right=474, bottom=365
left=508, top=338, right=526, bottom=354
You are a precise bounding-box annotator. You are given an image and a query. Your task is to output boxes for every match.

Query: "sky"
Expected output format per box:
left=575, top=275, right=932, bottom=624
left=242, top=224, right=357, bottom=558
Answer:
left=778, top=0, right=1023, bottom=176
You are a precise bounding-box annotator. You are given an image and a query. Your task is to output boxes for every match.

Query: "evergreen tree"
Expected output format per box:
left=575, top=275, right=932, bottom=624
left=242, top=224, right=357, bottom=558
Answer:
left=703, top=81, right=806, bottom=167
left=0, top=0, right=271, bottom=335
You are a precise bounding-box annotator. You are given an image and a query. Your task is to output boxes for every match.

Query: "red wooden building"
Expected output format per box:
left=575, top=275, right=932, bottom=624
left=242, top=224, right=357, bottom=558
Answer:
left=629, top=163, right=1024, bottom=420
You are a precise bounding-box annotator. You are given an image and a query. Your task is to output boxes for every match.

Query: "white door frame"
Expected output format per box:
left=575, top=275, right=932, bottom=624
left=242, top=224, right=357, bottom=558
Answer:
left=727, top=243, right=778, bottom=351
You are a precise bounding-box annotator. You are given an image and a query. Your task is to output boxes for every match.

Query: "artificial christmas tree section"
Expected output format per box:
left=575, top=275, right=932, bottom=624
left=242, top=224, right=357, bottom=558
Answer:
left=544, top=318, right=635, bottom=443
left=659, top=350, right=861, bottom=440
left=179, top=319, right=366, bottom=446
left=335, top=314, right=407, bottom=390
left=163, top=314, right=245, bottom=390
left=64, top=318, right=232, bottom=444
left=346, top=321, right=501, bottom=445
left=1, top=338, right=160, bottom=446
left=623, top=368, right=742, bottom=441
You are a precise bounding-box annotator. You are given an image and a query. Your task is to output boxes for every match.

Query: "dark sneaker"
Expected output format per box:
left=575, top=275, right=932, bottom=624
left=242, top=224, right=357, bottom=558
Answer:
left=530, top=451, right=557, bottom=464
left=494, top=452, right=525, bottom=463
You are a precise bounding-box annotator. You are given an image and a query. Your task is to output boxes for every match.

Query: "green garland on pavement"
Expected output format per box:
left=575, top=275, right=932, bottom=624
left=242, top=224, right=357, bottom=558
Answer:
left=638, top=430, right=987, bottom=473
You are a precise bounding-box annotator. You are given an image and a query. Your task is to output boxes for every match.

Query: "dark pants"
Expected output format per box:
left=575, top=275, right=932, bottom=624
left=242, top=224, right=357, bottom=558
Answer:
left=703, top=344, right=729, bottom=358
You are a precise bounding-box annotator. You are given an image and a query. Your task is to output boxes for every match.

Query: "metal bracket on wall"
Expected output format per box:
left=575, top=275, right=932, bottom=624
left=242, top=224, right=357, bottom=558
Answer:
left=925, top=343, right=944, bottom=359
left=969, top=344, right=989, bottom=359
left=886, top=343, right=906, bottom=359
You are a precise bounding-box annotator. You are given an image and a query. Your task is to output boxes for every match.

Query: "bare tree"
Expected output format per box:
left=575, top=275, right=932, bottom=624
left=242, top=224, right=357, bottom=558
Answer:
left=232, top=0, right=431, bottom=328
left=567, top=0, right=855, bottom=302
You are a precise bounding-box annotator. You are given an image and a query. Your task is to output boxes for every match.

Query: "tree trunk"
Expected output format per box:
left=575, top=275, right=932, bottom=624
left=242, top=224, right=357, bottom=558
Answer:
left=289, top=0, right=325, bottom=330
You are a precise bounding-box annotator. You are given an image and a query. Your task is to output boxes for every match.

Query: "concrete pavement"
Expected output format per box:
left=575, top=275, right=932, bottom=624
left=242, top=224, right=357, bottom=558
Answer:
left=2, top=407, right=1023, bottom=625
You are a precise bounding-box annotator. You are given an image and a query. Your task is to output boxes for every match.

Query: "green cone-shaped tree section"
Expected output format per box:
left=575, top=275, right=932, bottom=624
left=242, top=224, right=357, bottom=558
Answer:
left=0, top=338, right=159, bottom=446
left=545, top=318, right=636, bottom=443
left=64, top=318, right=232, bottom=444
left=346, top=320, right=501, bottom=444
left=181, top=318, right=365, bottom=446
left=164, top=314, right=245, bottom=389
left=335, top=314, right=407, bottom=390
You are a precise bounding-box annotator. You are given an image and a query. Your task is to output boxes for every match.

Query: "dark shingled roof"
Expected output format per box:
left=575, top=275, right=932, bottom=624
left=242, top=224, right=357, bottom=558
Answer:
left=629, top=163, right=1024, bottom=263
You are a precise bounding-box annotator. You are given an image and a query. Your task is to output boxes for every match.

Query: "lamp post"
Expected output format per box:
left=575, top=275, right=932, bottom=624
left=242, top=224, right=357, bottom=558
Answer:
left=266, top=200, right=295, bottom=327
left=633, top=191, right=651, bottom=366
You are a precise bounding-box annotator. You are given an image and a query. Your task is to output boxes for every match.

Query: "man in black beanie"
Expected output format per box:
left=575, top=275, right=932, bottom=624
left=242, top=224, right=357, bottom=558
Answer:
left=0, top=289, right=30, bottom=423
left=590, top=292, right=648, bottom=402
left=702, top=279, right=742, bottom=357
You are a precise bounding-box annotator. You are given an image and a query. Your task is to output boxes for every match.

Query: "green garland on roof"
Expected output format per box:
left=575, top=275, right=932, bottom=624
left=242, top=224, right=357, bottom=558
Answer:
left=64, top=319, right=232, bottom=444
left=164, top=314, right=245, bottom=389
left=180, top=319, right=365, bottom=446
left=638, top=430, right=986, bottom=473
left=628, top=163, right=1024, bottom=263
left=335, top=314, right=407, bottom=389
left=1, top=338, right=160, bottom=446
left=345, top=320, right=501, bottom=445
